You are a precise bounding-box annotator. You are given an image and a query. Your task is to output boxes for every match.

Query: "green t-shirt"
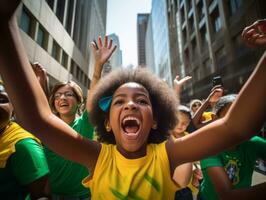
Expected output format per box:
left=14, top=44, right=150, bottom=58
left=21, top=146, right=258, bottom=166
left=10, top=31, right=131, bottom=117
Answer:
left=0, top=138, right=49, bottom=199
left=45, top=111, right=94, bottom=197
left=199, top=136, right=266, bottom=200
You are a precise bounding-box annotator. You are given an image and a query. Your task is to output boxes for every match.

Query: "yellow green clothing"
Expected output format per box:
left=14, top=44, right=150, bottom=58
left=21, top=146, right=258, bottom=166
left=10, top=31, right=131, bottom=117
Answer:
left=201, top=112, right=214, bottom=123
left=45, top=111, right=94, bottom=197
left=0, top=123, right=49, bottom=199
left=83, top=142, right=179, bottom=200
left=0, top=122, right=40, bottom=168
left=199, top=136, right=266, bottom=200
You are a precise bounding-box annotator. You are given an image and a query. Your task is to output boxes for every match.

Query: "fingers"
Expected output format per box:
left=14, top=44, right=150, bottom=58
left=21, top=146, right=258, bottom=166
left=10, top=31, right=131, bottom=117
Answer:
left=104, top=35, right=108, bottom=48
left=92, top=40, right=98, bottom=50
left=98, top=36, right=103, bottom=48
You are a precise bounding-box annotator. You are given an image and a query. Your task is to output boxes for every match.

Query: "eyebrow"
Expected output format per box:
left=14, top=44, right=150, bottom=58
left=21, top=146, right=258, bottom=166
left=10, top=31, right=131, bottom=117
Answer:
left=113, top=92, right=149, bottom=99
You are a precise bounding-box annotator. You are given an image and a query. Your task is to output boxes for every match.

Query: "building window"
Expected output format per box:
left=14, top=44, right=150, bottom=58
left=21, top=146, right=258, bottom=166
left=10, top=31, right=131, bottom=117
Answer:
left=200, top=25, right=208, bottom=49
left=197, top=0, right=204, bottom=20
left=70, top=59, right=76, bottom=76
left=210, top=7, right=221, bottom=33
left=20, top=7, right=35, bottom=38
left=36, top=24, right=48, bottom=50
left=61, top=51, right=68, bottom=69
left=52, top=40, right=60, bottom=62
left=46, top=0, right=54, bottom=10
left=182, top=28, right=187, bottom=45
left=56, top=0, right=66, bottom=23
left=191, top=38, right=197, bottom=58
left=188, top=16, right=194, bottom=33
left=66, top=0, right=75, bottom=34
left=180, top=7, right=185, bottom=25
left=228, top=0, right=242, bottom=16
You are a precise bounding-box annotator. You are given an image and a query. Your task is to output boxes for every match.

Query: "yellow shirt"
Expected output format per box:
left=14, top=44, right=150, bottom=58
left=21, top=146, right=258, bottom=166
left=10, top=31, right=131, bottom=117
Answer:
left=0, top=122, right=41, bottom=168
left=83, top=142, right=179, bottom=200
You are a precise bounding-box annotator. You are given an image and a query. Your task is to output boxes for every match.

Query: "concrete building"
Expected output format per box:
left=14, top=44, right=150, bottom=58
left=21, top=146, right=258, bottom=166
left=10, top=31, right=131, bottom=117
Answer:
left=172, top=0, right=266, bottom=102
left=150, top=0, right=172, bottom=85
left=137, top=13, right=149, bottom=67
left=16, top=0, right=107, bottom=94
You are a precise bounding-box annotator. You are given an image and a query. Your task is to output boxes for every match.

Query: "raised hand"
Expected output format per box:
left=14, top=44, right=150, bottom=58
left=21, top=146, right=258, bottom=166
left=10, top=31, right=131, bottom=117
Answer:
left=242, top=19, right=266, bottom=48
left=173, top=75, right=192, bottom=94
left=32, top=62, right=49, bottom=97
left=208, top=85, right=224, bottom=104
left=90, top=36, right=117, bottom=72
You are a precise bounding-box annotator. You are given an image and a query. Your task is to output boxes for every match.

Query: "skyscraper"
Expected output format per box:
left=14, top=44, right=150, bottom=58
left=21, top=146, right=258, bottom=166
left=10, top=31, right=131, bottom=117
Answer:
left=137, top=13, right=149, bottom=67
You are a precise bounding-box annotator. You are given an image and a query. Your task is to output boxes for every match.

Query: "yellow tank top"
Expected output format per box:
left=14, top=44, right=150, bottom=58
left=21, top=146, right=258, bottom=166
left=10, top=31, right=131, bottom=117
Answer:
left=0, top=122, right=41, bottom=168
left=83, top=141, right=179, bottom=199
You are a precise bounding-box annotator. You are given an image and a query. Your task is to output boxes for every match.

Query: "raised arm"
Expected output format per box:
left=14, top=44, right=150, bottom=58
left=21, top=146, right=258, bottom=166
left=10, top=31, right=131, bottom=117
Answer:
left=207, top=167, right=266, bottom=200
left=0, top=2, right=100, bottom=171
left=32, top=62, right=50, bottom=98
left=167, top=50, right=266, bottom=167
left=192, top=86, right=223, bottom=129
left=87, top=36, right=117, bottom=112
left=173, top=75, right=192, bottom=95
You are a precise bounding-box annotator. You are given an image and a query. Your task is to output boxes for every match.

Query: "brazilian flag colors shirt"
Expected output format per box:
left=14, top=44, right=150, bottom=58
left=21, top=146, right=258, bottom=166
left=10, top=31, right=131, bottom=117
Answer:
left=83, top=141, right=179, bottom=200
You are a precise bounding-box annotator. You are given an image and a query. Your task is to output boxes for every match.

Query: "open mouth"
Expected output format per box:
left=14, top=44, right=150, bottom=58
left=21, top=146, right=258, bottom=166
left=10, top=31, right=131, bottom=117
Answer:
left=122, top=116, right=140, bottom=135
left=59, top=102, right=69, bottom=108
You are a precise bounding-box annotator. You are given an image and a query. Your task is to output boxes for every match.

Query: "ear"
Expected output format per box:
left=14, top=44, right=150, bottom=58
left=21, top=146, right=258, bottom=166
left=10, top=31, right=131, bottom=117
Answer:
left=104, top=119, right=112, bottom=132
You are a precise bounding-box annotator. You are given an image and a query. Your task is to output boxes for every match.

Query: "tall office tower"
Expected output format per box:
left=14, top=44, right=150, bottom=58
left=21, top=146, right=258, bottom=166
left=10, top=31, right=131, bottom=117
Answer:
left=145, top=14, right=156, bottom=73
left=17, top=0, right=107, bottom=94
left=137, top=13, right=149, bottom=67
left=108, top=33, right=123, bottom=70
left=150, top=0, right=172, bottom=85
left=172, top=0, right=266, bottom=101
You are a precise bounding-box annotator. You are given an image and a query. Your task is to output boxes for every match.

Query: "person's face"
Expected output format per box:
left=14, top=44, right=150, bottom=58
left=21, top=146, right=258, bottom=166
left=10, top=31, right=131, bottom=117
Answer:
left=191, top=102, right=201, bottom=113
left=53, top=85, right=79, bottom=117
left=0, top=92, right=12, bottom=131
left=106, top=82, right=156, bottom=158
left=173, top=112, right=191, bottom=136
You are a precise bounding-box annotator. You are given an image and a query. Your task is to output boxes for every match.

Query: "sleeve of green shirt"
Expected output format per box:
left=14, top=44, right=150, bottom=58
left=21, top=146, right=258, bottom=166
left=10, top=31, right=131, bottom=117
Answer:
left=200, top=154, right=223, bottom=169
left=10, top=138, right=49, bottom=185
left=249, top=136, right=266, bottom=159
left=73, top=111, right=94, bottom=139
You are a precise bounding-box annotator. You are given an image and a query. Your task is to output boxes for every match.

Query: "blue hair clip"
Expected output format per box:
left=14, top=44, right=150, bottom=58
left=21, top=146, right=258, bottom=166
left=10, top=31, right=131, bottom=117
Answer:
left=98, top=96, right=112, bottom=112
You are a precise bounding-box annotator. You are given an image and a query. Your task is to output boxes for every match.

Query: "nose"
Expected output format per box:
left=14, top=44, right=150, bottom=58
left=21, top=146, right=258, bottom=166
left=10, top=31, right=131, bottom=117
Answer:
left=124, top=100, right=137, bottom=110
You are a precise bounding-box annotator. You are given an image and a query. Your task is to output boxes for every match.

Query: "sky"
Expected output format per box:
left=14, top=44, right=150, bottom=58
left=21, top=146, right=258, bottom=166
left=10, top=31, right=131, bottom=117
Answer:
left=106, top=0, right=152, bottom=67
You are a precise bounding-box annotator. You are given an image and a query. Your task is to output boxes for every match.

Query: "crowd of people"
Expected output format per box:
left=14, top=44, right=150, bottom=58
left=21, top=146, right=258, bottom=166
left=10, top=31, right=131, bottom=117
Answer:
left=0, top=1, right=265, bottom=200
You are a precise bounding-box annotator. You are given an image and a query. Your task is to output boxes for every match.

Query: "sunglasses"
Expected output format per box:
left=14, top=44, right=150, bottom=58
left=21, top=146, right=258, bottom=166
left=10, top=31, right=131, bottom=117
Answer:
left=54, top=91, right=76, bottom=100
left=192, top=103, right=201, bottom=107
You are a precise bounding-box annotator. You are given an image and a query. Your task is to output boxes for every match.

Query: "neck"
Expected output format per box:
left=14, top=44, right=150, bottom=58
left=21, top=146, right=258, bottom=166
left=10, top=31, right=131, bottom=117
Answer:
left=59, top=114, right=76, bottom=124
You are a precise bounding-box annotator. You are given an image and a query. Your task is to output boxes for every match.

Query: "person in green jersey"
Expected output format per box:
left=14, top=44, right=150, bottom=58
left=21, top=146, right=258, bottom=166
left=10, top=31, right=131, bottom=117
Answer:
left=199, top=94, right=266, bottom=200
left=32, top=36, right=116, bottom=199
left=0, top=89, right=50, bottom=199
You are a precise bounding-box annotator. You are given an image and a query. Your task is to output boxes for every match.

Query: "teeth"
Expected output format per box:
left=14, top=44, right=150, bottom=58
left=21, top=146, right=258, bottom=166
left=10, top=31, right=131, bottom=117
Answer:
left=123, top=116, right=140, bottom=125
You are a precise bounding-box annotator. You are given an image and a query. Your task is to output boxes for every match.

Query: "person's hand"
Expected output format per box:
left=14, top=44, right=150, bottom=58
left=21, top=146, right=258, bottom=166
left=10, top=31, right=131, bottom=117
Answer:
left=90, top=36, right=117, bottom=70
left=32, top=62, right=47, bottom=83
left=208, top=85, right=224, bottom=103
left=173, top=75, right=192, bottom=94
left=242, top=19, right=266, bottom=48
